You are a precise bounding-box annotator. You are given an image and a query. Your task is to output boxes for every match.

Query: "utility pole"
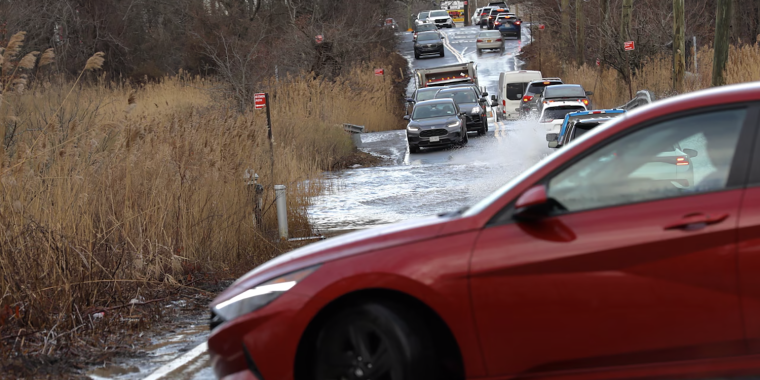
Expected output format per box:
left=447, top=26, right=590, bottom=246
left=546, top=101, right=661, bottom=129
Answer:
left=561, top=0, right=571, bottom=55
left=673, top=0, right=685, bottom=93
left=464, top=0, right=470, bottom=26
left=621, top=0, right=633, bottom=99
left=576, top=0, right=585, bottom=65
left=712, top=0, right=732, bottom=87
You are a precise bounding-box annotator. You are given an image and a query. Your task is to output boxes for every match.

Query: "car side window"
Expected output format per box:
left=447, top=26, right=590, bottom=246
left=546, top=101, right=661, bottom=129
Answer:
left=547, top=108, right=746, bottom=213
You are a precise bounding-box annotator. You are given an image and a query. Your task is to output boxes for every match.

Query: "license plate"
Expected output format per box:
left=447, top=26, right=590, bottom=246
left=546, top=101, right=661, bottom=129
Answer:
left=487, top=40, right=492, bottom=43
left=430, top=136, right=440, bottom=142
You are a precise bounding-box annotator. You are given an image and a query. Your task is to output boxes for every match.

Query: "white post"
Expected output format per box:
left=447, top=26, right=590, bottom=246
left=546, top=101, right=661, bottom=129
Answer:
left=275, top=185, right=288, bottom=240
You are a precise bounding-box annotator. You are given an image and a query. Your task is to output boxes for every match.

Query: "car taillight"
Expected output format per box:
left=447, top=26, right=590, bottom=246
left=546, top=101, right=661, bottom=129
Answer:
left=581, top=99, right=589, bottom=105
left=522, top=95, right=533, bottom=102
left=503, top=100, right=506, bottom=106
left=477, top=39, right=483, bottom=42
left=676, top=157, right=689, bottom=166
left=496, top=38, right=502, bottom=41
left=515, top=21, right=521, bottom=25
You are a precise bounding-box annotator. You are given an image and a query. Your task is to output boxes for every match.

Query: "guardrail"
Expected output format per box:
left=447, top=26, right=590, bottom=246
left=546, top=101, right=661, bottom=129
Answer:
left=618, top=90, right=656, bottom=111
left=342, top=123, right=365, bottom=148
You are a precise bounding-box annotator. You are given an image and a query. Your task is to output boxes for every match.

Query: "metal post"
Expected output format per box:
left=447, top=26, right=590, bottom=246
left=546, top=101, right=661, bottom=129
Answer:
left=693, top=36, right=698, bottom=74
left=275, top=185, right=288, bottom=240
left=265, top=93, right=275, bottom=191
left=254, top=174, right=263, bottom=228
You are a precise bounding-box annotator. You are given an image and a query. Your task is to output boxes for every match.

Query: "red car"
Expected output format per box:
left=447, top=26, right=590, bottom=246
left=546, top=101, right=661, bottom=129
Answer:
left=209, top=82, right=760, bottom=380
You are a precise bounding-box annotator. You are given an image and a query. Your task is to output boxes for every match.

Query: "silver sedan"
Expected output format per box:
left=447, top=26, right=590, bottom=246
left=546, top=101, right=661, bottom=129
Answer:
left=476, top=30, right=503, bottom=54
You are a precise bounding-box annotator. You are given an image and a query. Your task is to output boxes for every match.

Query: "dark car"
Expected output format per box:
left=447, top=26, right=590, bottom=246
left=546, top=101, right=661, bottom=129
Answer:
left=496, top=15, right=521, bottom=39
left=435, top=87, right=489, bottom=135
left=405, top=87, right=441, bottom=114
left=413, top=22, right=439, bottom=41
left=548, top=109, right=627, bottom=148
left=404, top=99, right=468, bottom=153
left=519, top=78, right=564, bottom=117
left=209, top=81, right=760, bottom=380
left=537, top=84, right=594, bottom=114
left=414, top=31, right=445, bottom=59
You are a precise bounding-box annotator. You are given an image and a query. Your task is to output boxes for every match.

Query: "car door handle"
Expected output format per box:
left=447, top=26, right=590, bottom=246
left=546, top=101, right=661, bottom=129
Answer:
left=664, top=213, right=729, bottom=231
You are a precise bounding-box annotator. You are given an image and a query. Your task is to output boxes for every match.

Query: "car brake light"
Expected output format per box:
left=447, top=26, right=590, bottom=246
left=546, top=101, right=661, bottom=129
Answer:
left=503, top=100, right=506, bottom=106
left=515, top=21, right=521, bottom=25
left=676, top=157, right=689, bottom=166
left=477, top=39, right=483, bottom=42
left=496, top=38, right=502, bottom=41
left=522, top=95, right=533, bottom=102
left=582, top=99, right=589, bottom=105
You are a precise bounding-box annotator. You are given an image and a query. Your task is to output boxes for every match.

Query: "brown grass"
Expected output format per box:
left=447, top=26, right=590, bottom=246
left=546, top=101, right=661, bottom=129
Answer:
left=524, top=41, right=760, bottom=109
left=0, top=31, right=404, bottom=357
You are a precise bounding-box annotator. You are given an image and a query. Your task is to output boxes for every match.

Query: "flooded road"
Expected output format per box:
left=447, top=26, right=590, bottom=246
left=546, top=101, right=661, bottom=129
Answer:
left=95, top=23, right=542, bottom=380
left=308, top=24, right=545, bottom=232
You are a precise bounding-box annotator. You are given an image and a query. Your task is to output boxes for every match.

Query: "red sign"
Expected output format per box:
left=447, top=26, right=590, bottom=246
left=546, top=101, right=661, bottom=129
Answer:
left=539, top=24, right=545, bottom=30
left=596, top=58, right=601, bottom=66
left=315, top=35, right=324, bottom=44
left=374, top=68, right=384, bottom=76
left=254, top=93, right=266, bottom=109
left=624, top=41, right=635, bottom=51
left=464, top=1, right=468, bottom=4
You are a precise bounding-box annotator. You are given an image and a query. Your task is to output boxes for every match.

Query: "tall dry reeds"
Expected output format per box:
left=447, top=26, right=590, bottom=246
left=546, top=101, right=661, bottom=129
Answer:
left=0, top=31, right=402, bottom=353
left=525, top=41, right=760, bottom=109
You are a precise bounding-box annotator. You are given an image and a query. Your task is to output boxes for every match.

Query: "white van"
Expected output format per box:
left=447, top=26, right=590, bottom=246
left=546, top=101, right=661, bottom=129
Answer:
left=496, top=70, right=542, bottom=121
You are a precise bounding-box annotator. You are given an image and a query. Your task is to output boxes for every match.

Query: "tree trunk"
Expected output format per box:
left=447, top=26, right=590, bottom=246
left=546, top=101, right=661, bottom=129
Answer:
left=713, top=0, right=732, bottom=87
left=561, top=0, right=571, bottom=56
left=621, top=0, right=633, bottom=41
left=576, top=0, right=585, bottom=65
left=756, top=0, right=760, bottom=42
left=673, top=0, right=685, bottom=92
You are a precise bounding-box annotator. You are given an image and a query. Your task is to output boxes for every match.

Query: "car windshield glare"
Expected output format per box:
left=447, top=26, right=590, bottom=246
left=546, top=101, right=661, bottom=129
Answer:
left=430, top=11, right=448, bottom=17
left=416, top=90, right=439, bottom=101
left=412, top=103, right=457, bottom=119
left=417, top=33, right=440, bottom=42
left=546, top=86, right=586, bottom=98
left=436, top=90, right=478, bottom=104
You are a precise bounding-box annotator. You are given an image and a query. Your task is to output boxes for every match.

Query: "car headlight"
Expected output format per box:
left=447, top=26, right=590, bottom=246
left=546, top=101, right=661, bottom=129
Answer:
left=447, top=121, right=460, bottom=128
left=213, top=266, right=318, bottom=322
left=471, top=106, right=482, bottom=114
left=407, top=125, right=420, bottom=131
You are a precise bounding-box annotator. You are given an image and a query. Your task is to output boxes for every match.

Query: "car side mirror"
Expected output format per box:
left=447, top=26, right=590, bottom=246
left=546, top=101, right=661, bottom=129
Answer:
left=482, top=92, right=489, bottom=97
left=683, top=148, right=698, bottom=158
left=403, top=115, right=411, bottom=120
left=546, top=133, right=558, bottom=142
left=490, top=95, right=497, bottom=101
left=458, top=111, right=467, bottom=117
left=585, top=91, right=594, bottom=96
left=548, top=141, right=559, bottom=148
left=513, top=185, right=551, bottom=222
left=491, top=100, right=498, bottom=107
left=406, top=98, right=415, bottom=103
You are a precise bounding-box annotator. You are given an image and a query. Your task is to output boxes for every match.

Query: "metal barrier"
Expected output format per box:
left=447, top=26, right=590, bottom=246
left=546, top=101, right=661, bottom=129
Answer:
left=618, top=90, right=656, bottom=111
left=342, top=123, right=365, bottom=147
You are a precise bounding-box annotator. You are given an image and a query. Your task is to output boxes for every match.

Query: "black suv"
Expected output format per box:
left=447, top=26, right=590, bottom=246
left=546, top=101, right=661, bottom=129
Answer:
left=435, top=87, right=490, bottom=135
left=414, top=31, right=445, bottom=59
left=519, top=78, right=563, bottom=118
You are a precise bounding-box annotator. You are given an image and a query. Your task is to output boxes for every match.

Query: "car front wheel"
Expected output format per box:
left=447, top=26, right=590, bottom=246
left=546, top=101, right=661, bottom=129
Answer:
left=409, top=144, right=420, bottom=153
left=310, top=302, right=440, bottom=380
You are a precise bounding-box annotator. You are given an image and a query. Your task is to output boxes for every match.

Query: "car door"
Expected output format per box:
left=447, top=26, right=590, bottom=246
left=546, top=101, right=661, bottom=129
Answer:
left=470, top=105, right=756, bottom=377
left=737, top=108, right=760, bottom=353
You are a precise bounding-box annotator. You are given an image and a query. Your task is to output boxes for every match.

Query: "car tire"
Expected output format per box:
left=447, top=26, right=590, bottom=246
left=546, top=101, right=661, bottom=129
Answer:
left=310, top=301, right=442, bottom=380
left=477, top=48, right=482, bottom=54
left=409, top=144, right=420, bottom=153
left=440, top=49, right=445, bottom=57
left=414, top=51, right=420, bottom=59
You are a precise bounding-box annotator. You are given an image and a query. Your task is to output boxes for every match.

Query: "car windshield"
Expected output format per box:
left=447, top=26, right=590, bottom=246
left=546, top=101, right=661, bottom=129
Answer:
left=436, top=90, right=478, bottom=104
left=417, top=33, right=440, bottom=42
left=419, top=12, right=429, bottom=19
left=478, top=31, right=501, bottom=38
left=481, top=8, right=491, bottom=15
left=546, top=86, right=586, bottom=98
left=417, top=24, right=436, bottom=32
left=507, top=83, right=529, bottom=100
left=572, top=122, right=603, bottom=140
left=416, top=89, right=440, bottom=101
left=542, top=106, right=586, bottom=122
left=430, top=10, right=448, bottom=17
left=412, top=103, right=457, bottom=119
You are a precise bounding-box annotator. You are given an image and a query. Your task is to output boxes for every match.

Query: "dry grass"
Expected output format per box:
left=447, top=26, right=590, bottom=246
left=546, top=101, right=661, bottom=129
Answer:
left=525, top=41, right=760, bottom=109
left=0, top=31, right=404, bottom=356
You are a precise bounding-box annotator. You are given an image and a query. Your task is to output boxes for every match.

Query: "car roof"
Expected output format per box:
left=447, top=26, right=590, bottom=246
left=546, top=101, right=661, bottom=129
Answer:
left=528, top=79, right=563, bottom=85
left=417, top=87, right=440, bottom=93
left=437, top=87, right=475, bottom=93
left=573, top=118, right=613, bottom=126
left=543, top=101, right=586, bottom=108
left=417, top=31, right=440, bottom=37
left=567, top=109, right=626, bottom=117
left=546, top=84, right=584, bottom=90
left=415, top=98, right=456, bottom=105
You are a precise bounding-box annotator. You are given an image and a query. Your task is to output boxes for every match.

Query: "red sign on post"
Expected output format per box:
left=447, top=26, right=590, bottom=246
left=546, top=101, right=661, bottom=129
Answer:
left=254, top=93, right=267, bottom=109
left=374, top=68, right=384, bottom=76
left=624, top=41, right=635, bottom=51
left=538, top=24, right=545, bottom=30
left=315, top=35, right=324, bottom=44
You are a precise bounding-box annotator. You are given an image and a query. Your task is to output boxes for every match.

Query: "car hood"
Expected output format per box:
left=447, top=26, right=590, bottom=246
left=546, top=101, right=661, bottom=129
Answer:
left=212, top=215, right=456, bottom=306
left=408, top=116, right=459, bottom=128
left=430, top=16, right=451, bottom=21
